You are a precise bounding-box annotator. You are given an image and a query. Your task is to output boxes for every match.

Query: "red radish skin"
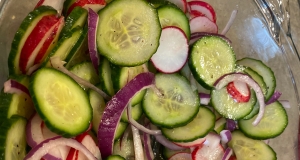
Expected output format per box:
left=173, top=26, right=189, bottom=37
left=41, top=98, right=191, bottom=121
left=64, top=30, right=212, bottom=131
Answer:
left=34, top=17, right=64, bottom=65
left=167, top=0, right=188, bottom=13
left=192, top=144, right=224, bottom=160
left=189, top=16, right=218, bottom=34
left=151, top=26, right=189, bottom=73
left=226, top=81, right=250, bottom=102
left=67, top=0, right=106, bottom=15
left=35, top=0, right=45, bottom=8
left=188, top=1, right=216, bottom=22
left=19, top=15, right=60, bottom=74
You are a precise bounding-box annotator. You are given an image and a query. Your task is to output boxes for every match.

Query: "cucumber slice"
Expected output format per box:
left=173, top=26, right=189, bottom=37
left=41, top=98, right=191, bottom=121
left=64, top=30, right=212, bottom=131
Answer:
left=121, top=103, right=143, bottom=123
left=97, top=0, right=161, bottom=66
left=189, top=36, right=236, bottom=89
left=70, top=61, right=100, bottom=85
left=43, top=25, right=88, bottom=67
left=0, top=116, right=27, bottom=160
left=242, top=101, right=259, bottom=120
left=142, top=73, right=200, bottom=128
left=8, top=6, right=57, bottom=75
left=0, top=76, right=34, bottom=120
left=105, top=155, right=126, bottom=160
left=157, top=4, right=190, bottom=39
left=110, top=63, right=147, bottom=105
left=29, top=68, right=92, bottom=137
left=114, top=122, right=128, bottom=140
left=98, top=57, right=115, bottom=96
left=113, top=139, right=135, bottom=159
left=211, top=87, right=257, bottom=120
left=238, top=101, right=288, bottom=139
left=243, top=67, right=268, bottom=98
left=60, top=6, right=88, bottom=39
left=237, top=58, right=276, bottom=101
left=161, top=107, right=215, bottom=142
left=89, top=86, right=106, bottom=133
left=228, top=131, right=276, bottom=160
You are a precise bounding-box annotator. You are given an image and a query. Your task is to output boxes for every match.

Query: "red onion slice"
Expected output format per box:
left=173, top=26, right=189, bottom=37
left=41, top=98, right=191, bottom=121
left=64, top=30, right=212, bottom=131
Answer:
left=266, top=90, right=282, bottom=105
left=98, top=72, right=155, bottom=158
left=220, top=130, right=232, bottom=145
left=214, top=73, right=265, bottom=126
left=88, top=8, right=100, bottom=74
left=24, top=137, right=98, bottom=160
left=131, top=125, right=145, bottom=160
left=189, top=32, right=231, bottom=45
left=221, top=10, right=238, bottom=35
left=143, top=132, right=154, bottom=160
left=50, top=56, right=110, bottom=100
left=127, top=104, right=162, bottom=135
left=199, top=92, right=211, bottom=105
left=222, top=147, right=233, bottom=160
left=226, top=119, right=237, bottom=132
left=4, top=79, right=30, bottom=96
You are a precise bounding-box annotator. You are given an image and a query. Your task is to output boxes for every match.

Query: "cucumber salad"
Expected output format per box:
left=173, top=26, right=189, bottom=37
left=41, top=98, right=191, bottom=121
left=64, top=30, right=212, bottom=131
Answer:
left=0, top=0, right=290, bottom=159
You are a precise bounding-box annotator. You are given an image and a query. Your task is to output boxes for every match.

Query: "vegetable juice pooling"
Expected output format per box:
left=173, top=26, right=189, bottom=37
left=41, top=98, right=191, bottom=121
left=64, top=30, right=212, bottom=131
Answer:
left=0, top=0, right=289, bottom=159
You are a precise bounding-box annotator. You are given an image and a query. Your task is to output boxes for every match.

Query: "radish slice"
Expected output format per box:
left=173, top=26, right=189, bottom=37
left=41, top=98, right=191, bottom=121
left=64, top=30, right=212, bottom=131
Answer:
left=169, top=152, right=192, bottom=160
left=50, top=56, right=111, bottom=100
left=189, top=16, right=218, bottom=34
left=188, top=1, right=216, bottom=22
left=4, top=79, right=30, bottom=96
left=214, top=73, right=265, bottom=126
left=35, top=0, right=65, bottom=15
left=174, top=137, right=206, bottom=148
left=88, top=8, right=100, bottom=74
left=191, top=143, right=224, bottom=160
left=24, top=137, right=98, bottom=160
left=226, top=81, right=250, bottom=103
left=167, top=0, right=188, bottom=12
left=98, top=72, right=155, bottom=158
left=151, top=26, right=188, bottom=73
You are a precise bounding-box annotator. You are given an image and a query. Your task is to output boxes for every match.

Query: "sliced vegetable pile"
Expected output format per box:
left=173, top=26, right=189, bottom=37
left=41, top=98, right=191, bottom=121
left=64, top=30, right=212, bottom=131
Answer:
left=0, top=0, right=290, bottom=159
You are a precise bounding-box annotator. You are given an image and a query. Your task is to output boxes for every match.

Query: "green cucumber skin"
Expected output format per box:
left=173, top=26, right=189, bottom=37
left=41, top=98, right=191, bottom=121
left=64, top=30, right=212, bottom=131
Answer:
left=229, top=131, right=276, bottom=160
left=98, top=57, right=115, bottom=96
left=188, top=36, right=236, bottom=90
left=29, top=68, right=92, bottom=138
left=8, top=6, right=57, bottom=75
left=63, top=0, right=77, bottom=16
left=60, top=6, right=88, bottom=39
left=237, top=57, right=276, bottom=101
left=105, top=155, right=126, bottom=160
left=238, top=101, right=288, bottom=140
left=157, top=4, right=190, bottom=40
left=70, top=61, right=100, bottom=85
left=142, top=73, right=200, bottom=129
left=0, top=116, right=27, bottom=160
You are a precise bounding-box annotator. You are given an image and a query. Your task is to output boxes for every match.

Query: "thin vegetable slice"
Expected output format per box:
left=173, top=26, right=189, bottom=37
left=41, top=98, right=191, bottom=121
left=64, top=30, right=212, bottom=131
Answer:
left=98, top=72, right=155, bottom=158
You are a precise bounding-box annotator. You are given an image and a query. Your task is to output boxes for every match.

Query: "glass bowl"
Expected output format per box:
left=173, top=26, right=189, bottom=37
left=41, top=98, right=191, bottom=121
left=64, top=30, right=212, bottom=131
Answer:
left=0, top=0, right=299, bottom=159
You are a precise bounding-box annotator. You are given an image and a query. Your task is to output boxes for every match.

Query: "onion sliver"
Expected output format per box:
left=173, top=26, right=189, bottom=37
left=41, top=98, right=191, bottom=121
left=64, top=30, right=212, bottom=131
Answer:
left=226, top=119, right=236, bottom=131
left=24, top=136, right=98, bottom=160
left=50, top=56, right=110, bottom=100
left=221, top=10, right=238, bottom=35
left=88, top=8, right=100, bottom=74
left=127, top=104, right=161, bottom=135
left=220, top=130, right=232, bottom=145
left=131, top=125, right=145, bottom=160
left=4, top=79, right=30, bottom=96
left=143, top=132, right=154, bottom=160
left=266, top=90, right=282, bottom=105
left=214, top=73, right=265, bottom=126
left=222, top=147, right=233, bottom=160
left=98, top=72, right=155, bottom=158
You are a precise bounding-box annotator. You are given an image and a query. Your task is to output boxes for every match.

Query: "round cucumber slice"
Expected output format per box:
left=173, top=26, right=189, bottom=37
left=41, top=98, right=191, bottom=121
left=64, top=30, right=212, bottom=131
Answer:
left=228, top=131, right=276, bottom=160
left=142, top=73, right=200, bottom=128
left=238, top=101, right=288, bottom=140
left=161, top=107, right=215, bottom=142
left=211, top=87, right=257, bottom=120
left=189, top=36, right=236, bottom=89
left=29, top=68, right=92, bottom=137
left=96, top=0, right=161, bottom=66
